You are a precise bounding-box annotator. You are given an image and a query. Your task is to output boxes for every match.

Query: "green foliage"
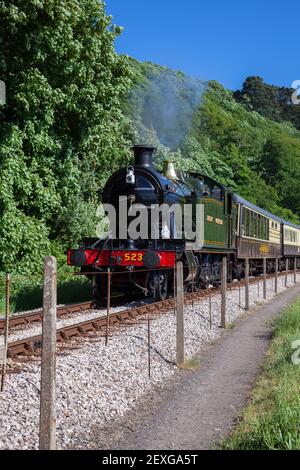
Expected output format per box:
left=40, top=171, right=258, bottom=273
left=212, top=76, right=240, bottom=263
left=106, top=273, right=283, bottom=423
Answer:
left=260, top=133, right=300, bottom=214
left=235, top=76, right=300, bottom=130
left=1, top=6, right=300, bottom=281
left=128, top=64, right=300, bottom=223
left=222, top=297, right=300, bottom=450
left=0, top=271, right=92, bottom=314
left=200, top=83, right=300, bottom=222
left=0, top=0, right=132, bottom=273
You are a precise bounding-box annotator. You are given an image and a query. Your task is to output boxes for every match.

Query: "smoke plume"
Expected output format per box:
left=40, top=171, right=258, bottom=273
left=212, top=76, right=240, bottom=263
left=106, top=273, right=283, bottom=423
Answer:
left=130, top=65, right=208, bottom=151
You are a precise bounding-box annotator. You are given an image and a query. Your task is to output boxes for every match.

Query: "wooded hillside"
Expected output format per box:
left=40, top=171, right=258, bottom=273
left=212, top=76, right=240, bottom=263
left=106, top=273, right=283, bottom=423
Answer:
left=0, top=1, right=300, bottom=275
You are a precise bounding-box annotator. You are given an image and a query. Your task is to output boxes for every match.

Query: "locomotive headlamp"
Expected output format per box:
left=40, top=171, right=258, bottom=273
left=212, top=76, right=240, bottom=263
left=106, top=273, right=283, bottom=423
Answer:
left=143, top=251, right=161, bottom=269
left=126, top=166, right=135, bottom=185
left=70, top=249, right=87, bottom=267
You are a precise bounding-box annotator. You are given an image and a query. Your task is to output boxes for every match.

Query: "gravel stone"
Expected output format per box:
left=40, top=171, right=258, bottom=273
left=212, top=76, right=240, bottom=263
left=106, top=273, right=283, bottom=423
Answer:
left=0, top=273, right=298, bottom=449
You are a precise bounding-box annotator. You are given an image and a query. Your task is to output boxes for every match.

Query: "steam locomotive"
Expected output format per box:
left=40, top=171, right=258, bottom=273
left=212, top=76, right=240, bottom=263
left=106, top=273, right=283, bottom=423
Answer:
left=68, top=145, right=300, bottom=302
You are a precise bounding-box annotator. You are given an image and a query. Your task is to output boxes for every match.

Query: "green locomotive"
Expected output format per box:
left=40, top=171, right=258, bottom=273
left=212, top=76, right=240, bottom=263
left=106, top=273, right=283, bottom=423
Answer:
left=68, top=146, right=300, bottom=300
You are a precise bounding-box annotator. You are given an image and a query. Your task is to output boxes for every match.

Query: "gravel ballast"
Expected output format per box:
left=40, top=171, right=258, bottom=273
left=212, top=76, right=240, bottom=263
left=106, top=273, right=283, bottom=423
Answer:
left=0, top=273, right=299, bottom=450
left=0, top=299, right=151, bottom=346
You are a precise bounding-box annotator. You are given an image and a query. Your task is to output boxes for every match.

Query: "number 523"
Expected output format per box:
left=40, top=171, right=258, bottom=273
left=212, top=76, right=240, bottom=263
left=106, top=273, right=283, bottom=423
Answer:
left=124, top=253, right=143, bottom=262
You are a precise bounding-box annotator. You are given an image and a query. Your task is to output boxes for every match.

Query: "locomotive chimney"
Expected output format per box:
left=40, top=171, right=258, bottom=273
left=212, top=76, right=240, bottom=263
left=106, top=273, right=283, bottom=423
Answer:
left=132, top=145, right=156, bottom=168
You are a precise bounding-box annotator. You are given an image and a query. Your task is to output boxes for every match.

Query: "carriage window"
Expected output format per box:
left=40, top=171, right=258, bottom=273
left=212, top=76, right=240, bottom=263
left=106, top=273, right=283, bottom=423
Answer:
left=258, top=214, right=262, bottom=239
left=262, top=216, right=266, bottom=240
left=261, top=218, right=264, bottom=240
left=243, top=208, right=271, bottom=239
left=254, top=213, right=258, bottom=238
left=252, top=212, right=255, bottom=237
left=244, top=208, right=250, bottom=237
left=263, top=217, right=269, bottom=240
left=249, top=210, right=252, bottom=237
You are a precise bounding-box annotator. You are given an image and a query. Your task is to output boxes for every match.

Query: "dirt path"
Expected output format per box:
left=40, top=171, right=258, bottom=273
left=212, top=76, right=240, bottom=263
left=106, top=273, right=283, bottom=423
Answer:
left=116, top=284, right=300, bottom=450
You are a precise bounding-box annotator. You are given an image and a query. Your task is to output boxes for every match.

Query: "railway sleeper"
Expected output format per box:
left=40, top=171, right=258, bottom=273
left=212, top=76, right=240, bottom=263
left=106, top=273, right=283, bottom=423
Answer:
left=27, top=314, right=42, bottom=324
left=61, top=328, right=82, bottom=340
left=10, top=318, right=28, bottom=328
left=92, top=321, right=104, bottom=331
left=78, top=324, right=95, bottom=334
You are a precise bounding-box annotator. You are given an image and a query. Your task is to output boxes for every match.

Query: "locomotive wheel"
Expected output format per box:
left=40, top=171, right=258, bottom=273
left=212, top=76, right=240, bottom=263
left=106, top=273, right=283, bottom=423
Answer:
left=156, top=272, right=168, bottom=301
left=233, top=263, right=243, bottom=281
left=149, top=271, right=168, bottom=301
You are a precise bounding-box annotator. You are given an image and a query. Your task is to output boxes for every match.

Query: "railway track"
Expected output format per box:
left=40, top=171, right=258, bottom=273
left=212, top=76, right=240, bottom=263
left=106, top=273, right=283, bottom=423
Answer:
left=6, top=297, right=177, bottom=359
left=0, top=300, right=95, bottom=333
left=6, top=287, right=216, bottom=359
left=0, top=270, right=287, bottom=334
left=3, top=270, right=298, bottom=360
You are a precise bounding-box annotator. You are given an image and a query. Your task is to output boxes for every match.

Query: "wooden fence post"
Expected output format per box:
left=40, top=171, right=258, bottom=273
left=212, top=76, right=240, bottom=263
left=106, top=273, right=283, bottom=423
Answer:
left=263, top=258, right=267, bottom=300
left=105, top=269, right=111, bottom=346
left=39, top=256, right=57, bottom=450
left=0, top=273, right=10, bottom=392
left=176, top=262, right=184, bottom=367
left=285, top=258, right=289, bottom=287
left=275, top=258, right=278, bottom=294
left=294, top=257, right=297, bottom=284
left=245, top=258, right=250, bottom=311
left=147, top=315, right=151, bottom=378
left=221, top=256, right=227, bottom=329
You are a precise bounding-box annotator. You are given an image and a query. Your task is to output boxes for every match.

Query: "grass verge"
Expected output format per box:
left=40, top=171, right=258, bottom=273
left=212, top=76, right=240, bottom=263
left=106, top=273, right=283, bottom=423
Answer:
left=222, top=296, right=300, bottom=450
left=179, top=357, right=200, bottom=370
left=0, top=273, right=93, bottom=315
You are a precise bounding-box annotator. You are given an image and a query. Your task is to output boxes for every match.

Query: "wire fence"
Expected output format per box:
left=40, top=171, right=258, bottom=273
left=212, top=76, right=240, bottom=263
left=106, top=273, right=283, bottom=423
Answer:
left=1, top=256, right=300, bottom=451
left=1, top=256, right=300, bottom=317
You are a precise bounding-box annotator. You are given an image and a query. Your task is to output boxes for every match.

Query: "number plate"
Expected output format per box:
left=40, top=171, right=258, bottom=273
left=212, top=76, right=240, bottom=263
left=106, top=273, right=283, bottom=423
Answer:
left=123, top=253, right=144, bottom=263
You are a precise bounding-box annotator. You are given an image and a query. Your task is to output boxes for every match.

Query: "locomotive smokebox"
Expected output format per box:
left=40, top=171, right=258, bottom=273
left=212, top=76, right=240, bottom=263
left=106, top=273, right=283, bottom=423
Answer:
left=132, top=145, right=156, bottom=168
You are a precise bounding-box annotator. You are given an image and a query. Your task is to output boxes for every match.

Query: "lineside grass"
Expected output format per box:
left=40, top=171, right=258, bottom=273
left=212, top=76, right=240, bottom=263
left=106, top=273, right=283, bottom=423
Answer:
left=0, top=275, right=93, bottom=315
left=222, top=296, right=300, bottom=450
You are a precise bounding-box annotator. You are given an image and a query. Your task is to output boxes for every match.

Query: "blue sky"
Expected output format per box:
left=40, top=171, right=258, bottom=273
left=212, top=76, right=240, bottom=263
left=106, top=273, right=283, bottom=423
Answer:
left=107, top=0, right=299, bottom=90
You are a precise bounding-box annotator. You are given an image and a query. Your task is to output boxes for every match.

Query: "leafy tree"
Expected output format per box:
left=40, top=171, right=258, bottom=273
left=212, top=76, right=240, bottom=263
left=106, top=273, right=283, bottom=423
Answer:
left=261, top=134, right=300, bottom=215
left=2, top=8, right=300, bottom=278
left=0, top=0, right=132, bottom=273
left=235, top=76, right=300, bottom=130
left=128, top=64, right=300, bottom=224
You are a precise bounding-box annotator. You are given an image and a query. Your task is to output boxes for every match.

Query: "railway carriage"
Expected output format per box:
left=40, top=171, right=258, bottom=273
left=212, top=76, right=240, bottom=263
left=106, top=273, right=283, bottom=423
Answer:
left=234, top=196, right=282, bottom=259
left=282, top=221, right=300, bottom=259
